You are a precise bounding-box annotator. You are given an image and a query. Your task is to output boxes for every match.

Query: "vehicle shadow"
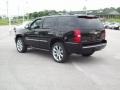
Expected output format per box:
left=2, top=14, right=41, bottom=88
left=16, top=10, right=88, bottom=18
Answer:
left=26, top=49, right=103, bottom=64
left=69, top=54, right=104, bottom=65
left=27, top=48, right=51, bottom=57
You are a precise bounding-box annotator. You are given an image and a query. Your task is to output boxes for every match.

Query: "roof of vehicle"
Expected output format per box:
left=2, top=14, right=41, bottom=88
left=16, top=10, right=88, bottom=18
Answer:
left=37, top=15, right=98, bottom=19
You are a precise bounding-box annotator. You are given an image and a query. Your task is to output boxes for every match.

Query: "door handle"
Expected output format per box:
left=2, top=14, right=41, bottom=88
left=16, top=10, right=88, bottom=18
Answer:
left=48, top=32, right=53, bottom=35
left=34, top=31, right=39, bottom=34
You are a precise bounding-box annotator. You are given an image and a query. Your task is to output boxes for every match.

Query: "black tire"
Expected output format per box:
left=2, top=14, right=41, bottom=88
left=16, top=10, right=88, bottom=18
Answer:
left=16, top=37, right=27, bottom=53
left=81, top=50, right=94, bottom=57
left=116, top=27, right=119, bottom=30
left=52, top=42, right=68, bottom=63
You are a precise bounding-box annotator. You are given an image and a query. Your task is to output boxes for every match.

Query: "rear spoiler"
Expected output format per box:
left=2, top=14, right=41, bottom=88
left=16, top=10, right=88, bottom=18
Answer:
left=77, top=15, right=98, bottom=19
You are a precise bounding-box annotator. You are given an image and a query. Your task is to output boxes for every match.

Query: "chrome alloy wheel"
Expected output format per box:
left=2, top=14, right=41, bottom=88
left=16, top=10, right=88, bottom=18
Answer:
left=52, top=45, right=64, bottom=61
left=16, top=39, right=23, bottom=52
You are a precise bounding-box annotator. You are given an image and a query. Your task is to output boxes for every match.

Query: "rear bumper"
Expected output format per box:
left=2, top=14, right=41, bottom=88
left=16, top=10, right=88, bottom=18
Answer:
left=82, top=43, right=106, bottom=50
left=65, top=40, right=107, bottom=54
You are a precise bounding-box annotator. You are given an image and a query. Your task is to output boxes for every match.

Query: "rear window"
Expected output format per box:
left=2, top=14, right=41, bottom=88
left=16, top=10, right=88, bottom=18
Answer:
left=77, top=18, right=104, bottom=29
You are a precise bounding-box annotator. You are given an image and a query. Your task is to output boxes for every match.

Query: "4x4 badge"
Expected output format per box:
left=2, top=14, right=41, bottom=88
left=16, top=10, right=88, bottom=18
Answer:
left=90, top=31, right=98, bottom=34
left=94, top=32, right=98, bottom=35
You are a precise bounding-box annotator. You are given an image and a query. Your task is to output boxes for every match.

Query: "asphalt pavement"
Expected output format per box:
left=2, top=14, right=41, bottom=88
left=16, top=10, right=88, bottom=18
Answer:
left=0, top=26, right=120, bottom=90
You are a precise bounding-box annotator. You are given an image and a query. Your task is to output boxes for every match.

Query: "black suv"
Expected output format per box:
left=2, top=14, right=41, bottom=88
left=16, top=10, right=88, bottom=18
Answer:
left=14, top=15, right=107, bottom=63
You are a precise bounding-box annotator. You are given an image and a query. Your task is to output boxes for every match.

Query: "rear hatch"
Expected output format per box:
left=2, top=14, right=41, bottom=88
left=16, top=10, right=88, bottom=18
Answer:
left=76, top=16, right=105, bottom=45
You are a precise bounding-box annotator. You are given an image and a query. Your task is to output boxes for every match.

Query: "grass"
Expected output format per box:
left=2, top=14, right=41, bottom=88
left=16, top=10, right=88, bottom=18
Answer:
left=0, top=19, right=9, bottom=25
left=106, top=18, right=120, bottom=23
left=0, top=18, right=120, bottom=26
left=0, top=19, right=28, bottom=26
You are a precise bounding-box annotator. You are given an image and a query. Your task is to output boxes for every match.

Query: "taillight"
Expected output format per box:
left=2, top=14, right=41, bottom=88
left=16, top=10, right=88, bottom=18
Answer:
left=101, top=30, right=106, bottom=40
left=73, top=29, right=81, bottom=43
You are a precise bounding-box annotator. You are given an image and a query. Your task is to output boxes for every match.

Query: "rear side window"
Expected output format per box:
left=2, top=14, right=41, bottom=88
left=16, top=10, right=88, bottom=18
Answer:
left=58, top=16, right=76, bottom=26
left=77, top=18, right=104, bottom=29
left=57, top=16, right=76, bottom=31
left=43, top=17, right=56, bottom=29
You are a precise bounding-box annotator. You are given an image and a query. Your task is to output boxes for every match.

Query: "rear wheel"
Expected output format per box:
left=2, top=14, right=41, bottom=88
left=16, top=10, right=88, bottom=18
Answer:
left=16, top=37, right=27, bottom=53
left=81, top=50, right=94, bottom=57
left=52, top=42, right=68, bottom=63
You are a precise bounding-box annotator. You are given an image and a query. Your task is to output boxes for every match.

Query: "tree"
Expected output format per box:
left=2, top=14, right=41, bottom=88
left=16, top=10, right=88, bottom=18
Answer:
left=28, top=10, right=59, bottom=19
left=117, top=7, right=120, bottom=13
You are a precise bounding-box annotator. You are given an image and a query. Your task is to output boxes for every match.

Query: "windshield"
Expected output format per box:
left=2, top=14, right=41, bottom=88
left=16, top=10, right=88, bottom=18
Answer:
left=20, top=21, right=32, bottom=27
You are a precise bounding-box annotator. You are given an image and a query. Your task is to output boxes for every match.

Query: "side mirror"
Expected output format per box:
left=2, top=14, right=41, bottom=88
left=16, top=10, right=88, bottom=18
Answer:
left=25, top=24, right=31, bottom=30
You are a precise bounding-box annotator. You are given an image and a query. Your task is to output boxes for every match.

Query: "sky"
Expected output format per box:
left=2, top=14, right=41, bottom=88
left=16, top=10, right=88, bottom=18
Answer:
left=0, top=0, right=120, bottom=17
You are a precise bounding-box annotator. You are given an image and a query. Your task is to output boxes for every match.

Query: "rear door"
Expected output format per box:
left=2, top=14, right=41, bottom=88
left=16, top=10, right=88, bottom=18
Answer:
left=38, top=17, right=57, bottom=50
left=57, top=16, right=76, bottom=33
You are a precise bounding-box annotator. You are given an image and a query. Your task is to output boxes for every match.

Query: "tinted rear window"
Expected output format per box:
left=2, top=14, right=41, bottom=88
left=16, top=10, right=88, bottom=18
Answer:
left=77, top=18, right=104, bottom=29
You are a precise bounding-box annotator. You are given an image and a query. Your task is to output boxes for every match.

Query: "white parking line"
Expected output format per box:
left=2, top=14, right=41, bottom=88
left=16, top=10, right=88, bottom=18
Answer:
left=72, top=62, right=85, bottom=72
left=114, top=53, right=120, bottom=60
left=72, top=62, right=102, bottom=85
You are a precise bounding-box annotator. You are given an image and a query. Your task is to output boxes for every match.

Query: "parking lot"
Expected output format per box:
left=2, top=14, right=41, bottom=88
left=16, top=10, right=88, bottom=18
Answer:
left=0, top=26, right=120, bottom=90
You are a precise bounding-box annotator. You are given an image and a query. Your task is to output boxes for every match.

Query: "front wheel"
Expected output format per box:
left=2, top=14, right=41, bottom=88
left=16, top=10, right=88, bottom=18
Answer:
left=52, top=42, right=68, bottom=63
left=16, top=38, right=27, bottom=53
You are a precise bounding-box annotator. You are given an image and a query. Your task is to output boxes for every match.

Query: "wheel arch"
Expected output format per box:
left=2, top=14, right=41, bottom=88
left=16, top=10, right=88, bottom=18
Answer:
left=15, top=34, right=24, bottom=43
left=50, top=38, right=64, bottom=49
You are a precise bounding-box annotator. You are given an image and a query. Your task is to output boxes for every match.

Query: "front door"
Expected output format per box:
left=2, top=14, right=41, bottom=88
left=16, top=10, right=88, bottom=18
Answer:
left=25, top=19, right=42, bottom=48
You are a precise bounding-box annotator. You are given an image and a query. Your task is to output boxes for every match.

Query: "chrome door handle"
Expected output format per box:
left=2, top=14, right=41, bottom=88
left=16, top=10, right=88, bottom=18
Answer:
left=34, top=31, right=39, bottom=34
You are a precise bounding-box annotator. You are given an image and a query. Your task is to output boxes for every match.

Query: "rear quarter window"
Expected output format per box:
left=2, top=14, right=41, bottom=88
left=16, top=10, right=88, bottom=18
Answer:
left=57, top=16, right=76, bottom=31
